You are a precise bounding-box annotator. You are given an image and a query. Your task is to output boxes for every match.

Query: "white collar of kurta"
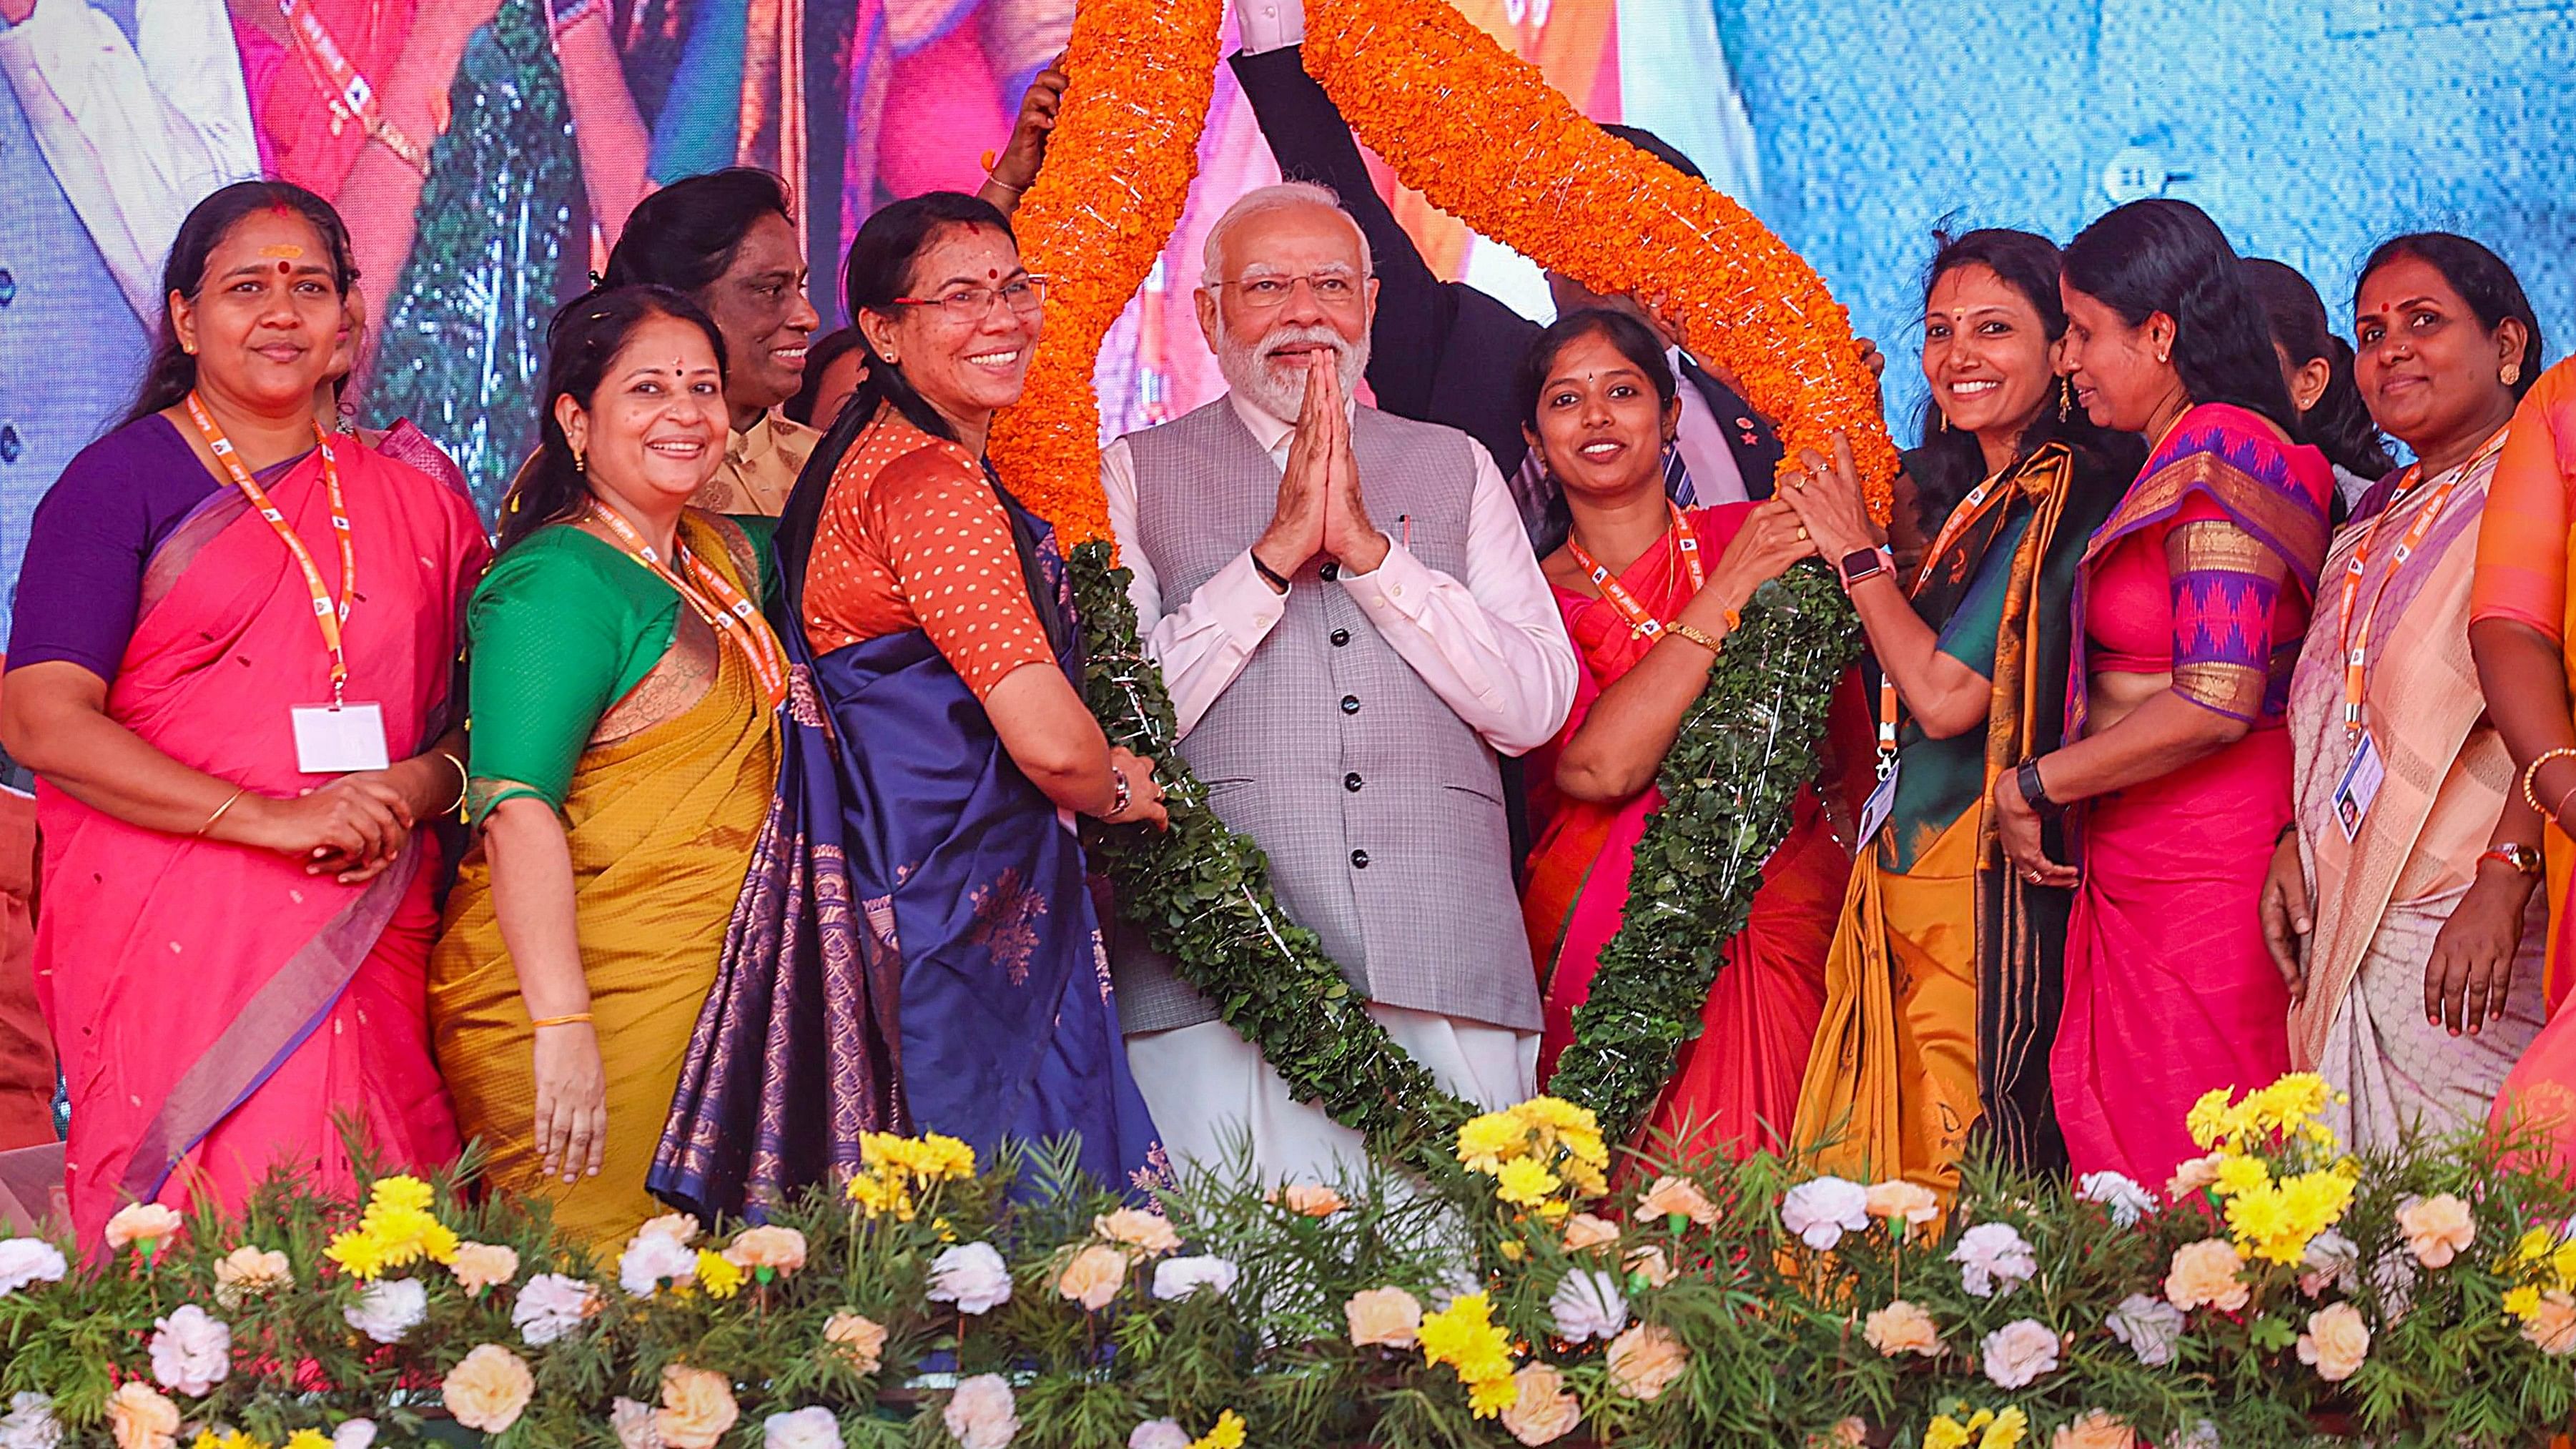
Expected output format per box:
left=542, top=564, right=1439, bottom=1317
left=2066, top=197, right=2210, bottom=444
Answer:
left=1227, top=390, right=1361, bottom=461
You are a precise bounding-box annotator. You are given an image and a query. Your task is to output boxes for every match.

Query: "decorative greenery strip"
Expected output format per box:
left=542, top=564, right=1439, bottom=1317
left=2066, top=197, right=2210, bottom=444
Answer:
left=1547, top=563, right=1864, bottom=1142
left=1068, top=543, right=1475, bottom=1178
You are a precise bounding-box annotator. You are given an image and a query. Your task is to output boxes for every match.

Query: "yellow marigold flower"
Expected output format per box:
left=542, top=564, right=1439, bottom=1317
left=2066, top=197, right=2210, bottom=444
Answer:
left=2505, top=1285, right=2544, bottom=1321
left=1466, top=1373, right=1522, bottom=1419
left=1980, top=1406, right=2029, bottom=1449
left=2553, top=1240, right=2576, bottom=1290
left=2225, top=1187, right=2291, bottom=1247
left=1456, top=1112, right=1525, bottom=1173
left=285, top=1434, right=332, bottom=1449
left=1419, top=1292, right=1514, bottom=1385
left=1924, top=1414, right=1973, bottom=1449
left=2276, top=1171, right=2356, bottom=1240
left=694, top=1250, right=744, bottom=1300
left=2518, top=1227, right=2557, bottom=1265
left=2212, top=1154, right=2271, bottom=1200
left=1188, top=1410, right=1248, bottom=1449
left=367, top=1174, right=435, bottom=1215
left=1492, top=1157, right=1561, bottom=1208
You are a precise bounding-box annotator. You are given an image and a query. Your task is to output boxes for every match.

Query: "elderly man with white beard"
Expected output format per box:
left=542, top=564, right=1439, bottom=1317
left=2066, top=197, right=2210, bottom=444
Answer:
left=1100, top=182, right=1579, bottom=1182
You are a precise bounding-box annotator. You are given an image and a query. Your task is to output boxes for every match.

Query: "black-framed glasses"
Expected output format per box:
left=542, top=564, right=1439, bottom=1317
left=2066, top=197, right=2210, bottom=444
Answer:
left=889, top=275, right=1050, bottom=323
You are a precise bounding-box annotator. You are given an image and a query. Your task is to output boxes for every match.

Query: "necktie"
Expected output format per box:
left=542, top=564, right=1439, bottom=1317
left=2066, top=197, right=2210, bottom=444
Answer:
left=1663, top=443, right=1697, bottom=509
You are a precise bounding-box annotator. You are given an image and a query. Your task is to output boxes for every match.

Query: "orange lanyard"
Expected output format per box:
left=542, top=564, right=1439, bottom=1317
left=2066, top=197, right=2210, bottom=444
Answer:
left=1911, top=468, right=2018, bottom=593
left=1564, top=506, right=1704, bottom=639
left=280, top=0, right=382, bottom=139
left=2334, top=427, right=2509, bottom=739
left=185, top=392, right=355, bottom=704
left=587, top=504, right=790, bottom=709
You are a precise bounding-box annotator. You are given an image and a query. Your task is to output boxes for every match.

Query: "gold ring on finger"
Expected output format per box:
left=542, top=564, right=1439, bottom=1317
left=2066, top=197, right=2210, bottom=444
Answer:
left=1797, top=526, right=1810, bottom=540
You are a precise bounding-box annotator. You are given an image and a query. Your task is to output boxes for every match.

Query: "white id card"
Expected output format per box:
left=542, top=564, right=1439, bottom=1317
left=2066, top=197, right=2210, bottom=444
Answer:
left=1857, top=758, right=1900, bottom=847
left=2331, top=732, right=2385, bottom=842
left=291, top=702, right=390, bottom=774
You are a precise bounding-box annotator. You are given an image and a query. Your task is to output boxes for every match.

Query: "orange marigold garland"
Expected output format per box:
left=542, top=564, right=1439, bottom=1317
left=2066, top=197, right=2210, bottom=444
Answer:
left=1301, top=0, right=1896, bottom=520
left=985, top=0, right=1223, bottom=546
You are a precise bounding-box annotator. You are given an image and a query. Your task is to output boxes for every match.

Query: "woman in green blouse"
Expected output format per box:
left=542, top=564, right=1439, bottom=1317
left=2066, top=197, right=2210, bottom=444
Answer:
left=429, top=285, right=784, bottom=1245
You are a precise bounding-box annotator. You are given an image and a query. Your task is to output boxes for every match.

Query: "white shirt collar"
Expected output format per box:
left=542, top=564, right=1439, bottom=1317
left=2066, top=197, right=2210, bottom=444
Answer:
left=1227, top=390, right=1358, bottom=458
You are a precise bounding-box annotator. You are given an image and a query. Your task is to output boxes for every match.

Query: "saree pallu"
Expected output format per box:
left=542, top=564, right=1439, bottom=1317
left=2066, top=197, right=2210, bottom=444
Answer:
left=2285, top=440, right=2545, bottom=1151
left=1525, top=505, right=1861, bottom=1160
left=1795, top=443, right=2117, bottom=1191
left=40, top=433, right=482, bottom=1247
left=653, top=479, right=1161, bottom=1220
left=2053, top=405, right=2331, bottom=1182
left=433, top=539, right=780, bottom=1249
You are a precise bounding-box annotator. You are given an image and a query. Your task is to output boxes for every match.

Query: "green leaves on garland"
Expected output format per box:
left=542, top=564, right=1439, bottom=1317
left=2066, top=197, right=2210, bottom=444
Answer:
left=1548, top=563, right=1862, bottom=1142
left=1068, top=538, right=1859, bottom=1159
left=1067, top=542, right=1474, bottom=1178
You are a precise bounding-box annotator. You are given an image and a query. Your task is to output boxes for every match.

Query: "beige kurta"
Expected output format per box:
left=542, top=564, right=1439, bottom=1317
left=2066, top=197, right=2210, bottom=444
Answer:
left=690, top=410, right=819, bottom=516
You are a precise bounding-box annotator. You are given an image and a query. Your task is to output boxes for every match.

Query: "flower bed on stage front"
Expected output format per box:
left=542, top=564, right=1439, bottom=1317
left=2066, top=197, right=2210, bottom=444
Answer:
left=1, top=1077, right=2571, bottom=1448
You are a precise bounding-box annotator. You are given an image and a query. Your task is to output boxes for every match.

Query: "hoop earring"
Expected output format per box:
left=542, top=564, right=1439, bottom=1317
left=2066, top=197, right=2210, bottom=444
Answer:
left=2058, top=377, right=2073, bottom=422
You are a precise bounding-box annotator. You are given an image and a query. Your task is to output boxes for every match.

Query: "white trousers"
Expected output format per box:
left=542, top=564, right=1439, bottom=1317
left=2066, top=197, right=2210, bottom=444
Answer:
left=1125, top=1005, right=1538, bottom=1187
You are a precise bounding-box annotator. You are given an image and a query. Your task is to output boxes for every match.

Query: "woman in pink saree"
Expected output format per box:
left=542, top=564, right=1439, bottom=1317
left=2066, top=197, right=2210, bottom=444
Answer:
left=1993, top=201, right=2333, bottom=1183
left=0, top=184, right=483, bottom=1247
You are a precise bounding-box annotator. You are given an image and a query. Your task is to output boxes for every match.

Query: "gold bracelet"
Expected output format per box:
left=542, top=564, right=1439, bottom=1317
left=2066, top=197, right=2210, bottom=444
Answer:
left=434, top=750, right=469, bottom=816
left=195, top=786, right=249, bottom=839
left=2520, top=746, right=2576, bottom=813
left=530, top=1012, right=593, bottom=1029
left=1666, top=620, right=1726, bottom=655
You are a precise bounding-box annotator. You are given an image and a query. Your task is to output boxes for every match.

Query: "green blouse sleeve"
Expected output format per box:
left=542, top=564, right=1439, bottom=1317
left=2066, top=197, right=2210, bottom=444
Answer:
left=462, top=530, right=677, bottom=822
left=721, top=513, right=780, bottom=604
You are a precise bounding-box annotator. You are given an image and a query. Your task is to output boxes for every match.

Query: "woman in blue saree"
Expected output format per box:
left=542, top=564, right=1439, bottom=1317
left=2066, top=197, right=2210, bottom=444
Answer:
left=654, top=192, right=1165, bottom=1219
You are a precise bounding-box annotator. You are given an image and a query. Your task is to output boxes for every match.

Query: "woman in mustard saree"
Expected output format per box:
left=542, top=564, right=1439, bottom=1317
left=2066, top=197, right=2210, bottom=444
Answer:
left=430, top=286, right=783, bottom=1246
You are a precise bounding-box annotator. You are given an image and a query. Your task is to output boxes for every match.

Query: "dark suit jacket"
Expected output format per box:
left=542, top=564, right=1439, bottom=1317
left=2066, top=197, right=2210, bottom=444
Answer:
left=1230, top=45, right=1785, bottom=510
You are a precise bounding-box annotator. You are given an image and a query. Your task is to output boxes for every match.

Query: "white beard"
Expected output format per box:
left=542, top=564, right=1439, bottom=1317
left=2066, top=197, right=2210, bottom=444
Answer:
left=1215, top=318, right=1371, bottom=426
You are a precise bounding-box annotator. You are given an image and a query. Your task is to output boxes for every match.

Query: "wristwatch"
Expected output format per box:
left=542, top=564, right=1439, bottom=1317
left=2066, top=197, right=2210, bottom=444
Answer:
left=1836, top=545, right=1892, bottom=590
left=2479, top=842, right=2545, bottom=879
left=2014, top=758, right=2058, bottom=814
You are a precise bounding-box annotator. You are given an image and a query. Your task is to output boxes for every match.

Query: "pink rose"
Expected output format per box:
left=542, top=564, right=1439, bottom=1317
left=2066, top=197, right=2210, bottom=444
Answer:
left=611, top=1398, right=665, bottom=1449
left=2296, top=1302, right=2370, bottom=1382
left=1604, top=1322, right=1687, bottom=1401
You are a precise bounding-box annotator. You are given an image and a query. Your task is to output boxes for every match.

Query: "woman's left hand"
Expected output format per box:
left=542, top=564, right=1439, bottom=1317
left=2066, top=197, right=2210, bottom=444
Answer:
left=303, top=772, right=419, bottom=883
left=2424, top=865, right=2532, bottom=1036
left=1776, top=432, right=1885, bottom=563
left=1991, top=769, right=2078, bottom=889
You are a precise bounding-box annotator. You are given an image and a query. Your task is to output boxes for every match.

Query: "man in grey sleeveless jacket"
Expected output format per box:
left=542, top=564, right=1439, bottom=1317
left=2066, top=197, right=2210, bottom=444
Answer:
left=1101, top=183, right=1578, bottom=1183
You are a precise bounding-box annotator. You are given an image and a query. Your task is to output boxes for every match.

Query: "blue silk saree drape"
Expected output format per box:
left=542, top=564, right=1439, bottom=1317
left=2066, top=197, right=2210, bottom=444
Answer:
left=652, top=456, right=1160, bottom=1221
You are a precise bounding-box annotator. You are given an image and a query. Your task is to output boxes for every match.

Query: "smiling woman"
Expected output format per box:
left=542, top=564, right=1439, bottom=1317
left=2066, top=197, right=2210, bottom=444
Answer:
left=428, top=285, right=788, bottom=1247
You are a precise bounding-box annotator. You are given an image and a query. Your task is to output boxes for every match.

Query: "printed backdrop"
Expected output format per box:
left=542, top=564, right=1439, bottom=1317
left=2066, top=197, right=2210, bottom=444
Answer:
left=0, top=0, right=2570, bottom=639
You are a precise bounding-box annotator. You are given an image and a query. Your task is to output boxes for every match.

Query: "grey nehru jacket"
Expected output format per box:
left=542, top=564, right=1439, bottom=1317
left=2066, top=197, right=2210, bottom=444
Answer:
left=1110, top=397, right=1541, bottom=1036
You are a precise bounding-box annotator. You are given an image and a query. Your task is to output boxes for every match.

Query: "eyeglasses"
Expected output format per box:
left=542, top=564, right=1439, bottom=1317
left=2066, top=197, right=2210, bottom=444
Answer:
left=889, top=275, right=1049, bottom=323
left=1215, top=272, right=1371, bottom=311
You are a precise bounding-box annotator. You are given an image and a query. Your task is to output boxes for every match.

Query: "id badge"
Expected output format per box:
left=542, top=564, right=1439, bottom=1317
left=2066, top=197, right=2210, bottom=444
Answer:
left=291, top=701, right=390, bottom=774
left=2330, top=732, right=2386, bottom=843
left=1857, top=758, right=1900, bottom=847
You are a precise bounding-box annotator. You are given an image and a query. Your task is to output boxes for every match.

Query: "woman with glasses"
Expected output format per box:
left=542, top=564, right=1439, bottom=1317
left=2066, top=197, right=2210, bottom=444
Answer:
left=653, top=192, right=1166, bottom=1218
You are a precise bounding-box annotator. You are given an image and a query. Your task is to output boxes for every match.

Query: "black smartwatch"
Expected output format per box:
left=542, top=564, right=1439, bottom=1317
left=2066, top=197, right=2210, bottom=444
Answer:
left=2015, top=758, right=2058, bottom=814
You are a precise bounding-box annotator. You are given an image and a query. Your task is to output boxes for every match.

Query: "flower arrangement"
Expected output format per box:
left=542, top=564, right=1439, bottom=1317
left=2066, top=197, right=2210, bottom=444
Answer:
left=0, top=1083, right=2572, bottom=1445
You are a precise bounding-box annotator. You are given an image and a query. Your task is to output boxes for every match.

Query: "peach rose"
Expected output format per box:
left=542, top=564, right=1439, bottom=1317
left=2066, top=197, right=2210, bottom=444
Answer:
left=1498, top=1363, right=1581, bottom=1446
left=2296, top=1302, right=2370, bottom=1382
left=655, top=1365, right=741, bottom=1449
left=1056, top=1243, right=1130, bottom=1310
left=2165, top=1152, right=2226, bottom=1202
left=1092, top=1209, right=1181, bottom=1258
left=1275, top=1184, right=1347, bottom=1217
left=449, top=1242, right=520, bottom=1296
left=105, top=1204, right=183, bottom=1254
left=1344, top=1286, right=1424, bottom=1347
left=1862, top=1299, right=1942, bottom=1358
left=107, top=1382, right=180, bottom=1449
left=2052, top=1410, right=2135, bottom=1449
left=724, top=1225, right=810, bottom=1276
left=638, top=1213, right=700, bottom=1246
left=2521, top=1291, right=2576, bottom=1355
left=1820, top=1420, right=1869, bottom=1448
left=1604, top=1322, right=1687, bottom=1401
left=442, top=1343, right=536, bottom=1434
left=1864, top=1180, right=1940, bottom=1231
left=2163, top=1239, right=2250, bottom=1313
left=824, top=1311, right=888, bottom=1373
left=2394, top=1194, right=2476, bottom=1270
left=212, top=1245, right=292, bottom=1309
left=1562, top=1212, right=1621, bottom=1252
left=1624, top=1244, right=1674, bottom=1288
left=1635, top=1176, right=1717, bottom=1228
left=611, top=1398, right=664, bottom=1449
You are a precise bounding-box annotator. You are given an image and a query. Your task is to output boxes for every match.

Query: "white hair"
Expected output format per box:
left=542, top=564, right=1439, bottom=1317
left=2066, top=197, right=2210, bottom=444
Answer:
left=1198, top=182, right=1373, bottom=289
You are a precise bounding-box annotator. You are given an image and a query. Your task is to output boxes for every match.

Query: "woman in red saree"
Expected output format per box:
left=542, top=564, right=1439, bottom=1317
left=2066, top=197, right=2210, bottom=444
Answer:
left=0, top=184, right=483, bottom=1247
left=1994, top=201, right=2333, bottom=1184
left=1518, top=309, right=1863, bottom=1161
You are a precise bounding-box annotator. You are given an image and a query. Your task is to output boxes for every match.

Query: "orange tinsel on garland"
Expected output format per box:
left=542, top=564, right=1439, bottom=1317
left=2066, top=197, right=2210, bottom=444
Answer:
left=984, top=0, right=1225, bottom=548
left=1301, top=0, right=1898, bottom=522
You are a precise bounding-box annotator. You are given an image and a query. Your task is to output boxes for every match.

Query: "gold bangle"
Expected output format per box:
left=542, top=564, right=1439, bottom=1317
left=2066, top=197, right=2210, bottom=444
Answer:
left=434, top=750, right=468, bottom=816
left=1666, top=620, right=1725, bottom=655
left=2520, top=746, right=2576, bottom=813
left=530, top=1012, right=593, bottom=1029
left=196, top=786, right=249, bottom=839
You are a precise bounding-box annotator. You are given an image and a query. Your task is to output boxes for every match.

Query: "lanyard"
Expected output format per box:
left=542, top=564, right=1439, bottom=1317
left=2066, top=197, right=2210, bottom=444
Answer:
left=1868, top=469, right=2017, bottom=776
left=279, top=0, right=380, bottom=138
left=2334, top=427, right=2510, bottom=738
left=586, top=504, right=791, bottom=709
left=184, top=392, right=355, bottom=704
left=1564, top=505, right=1705, bottom=638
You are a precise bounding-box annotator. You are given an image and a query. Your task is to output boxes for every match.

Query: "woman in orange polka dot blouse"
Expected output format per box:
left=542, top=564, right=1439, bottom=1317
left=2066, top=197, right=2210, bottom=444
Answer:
left=653, top=194, right=1169, bottom=1219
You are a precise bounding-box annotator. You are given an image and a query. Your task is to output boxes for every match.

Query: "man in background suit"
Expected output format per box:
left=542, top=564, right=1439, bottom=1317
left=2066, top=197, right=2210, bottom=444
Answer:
left=1227, top=0, right=1786, bottom=554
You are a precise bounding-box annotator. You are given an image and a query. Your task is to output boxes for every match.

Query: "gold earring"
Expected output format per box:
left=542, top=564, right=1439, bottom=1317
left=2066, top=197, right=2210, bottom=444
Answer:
left=181, top=341, right=197, bottom=356
left=2058, top=377, right=2073, bottom=422
left=571, top=448, right=586, bottom=474
left=2503, top=361, right=2522, bottom=387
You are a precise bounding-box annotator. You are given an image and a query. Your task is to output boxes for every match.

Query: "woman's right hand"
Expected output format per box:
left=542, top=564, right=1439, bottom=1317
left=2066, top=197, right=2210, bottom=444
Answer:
left=1689, top=500, right=1816, bottom=623
left=532, top=1021, right=608, bottom=1185
left=1100, top=746, right=1169, bottom=830
left=233, top=779, right=415, bottom=879
left=2258, top=831, right=2311, bottom=1003
left=1776, top=434, right=1885, bottom=563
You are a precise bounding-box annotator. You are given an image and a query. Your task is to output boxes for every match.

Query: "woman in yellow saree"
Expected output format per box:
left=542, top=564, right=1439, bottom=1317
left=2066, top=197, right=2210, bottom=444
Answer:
left=430, top=287, right=784, bottom=1246
left=1784, top=230, right=2138, bottom=1193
